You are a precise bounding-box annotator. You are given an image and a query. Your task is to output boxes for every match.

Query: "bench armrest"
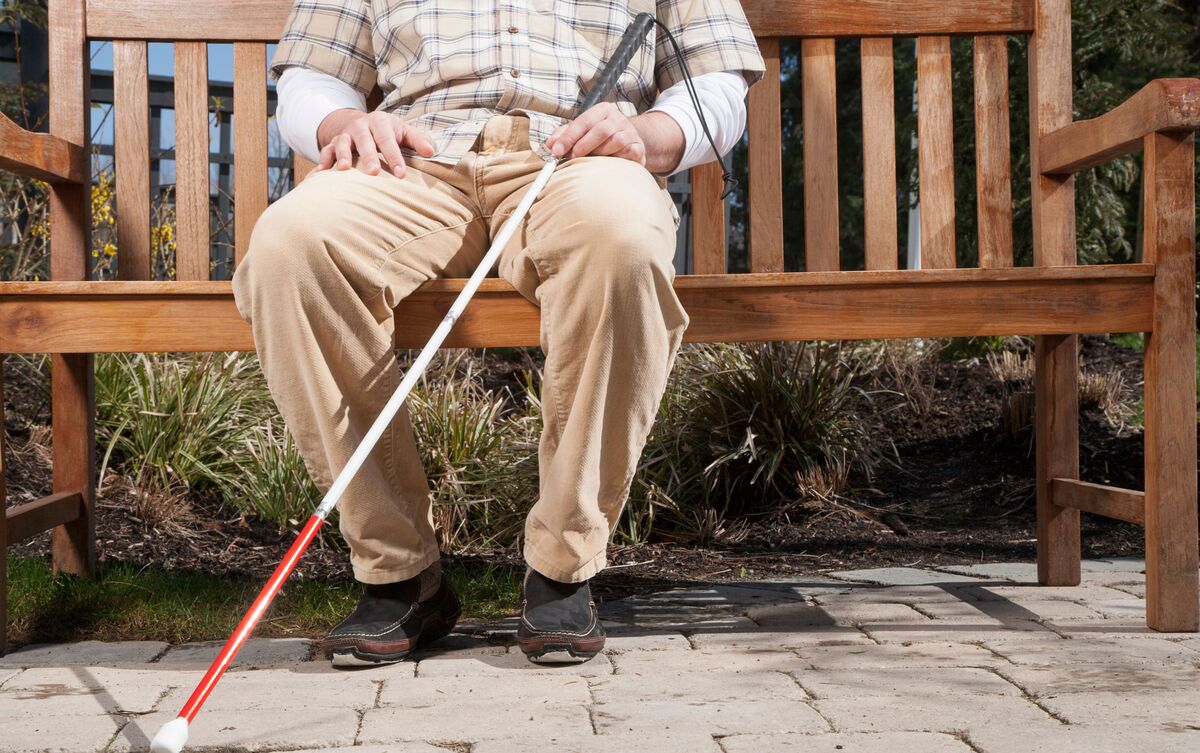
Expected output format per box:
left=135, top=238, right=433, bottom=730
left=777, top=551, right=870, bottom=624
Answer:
left=0, top=112, right=88, bottom=184
left=1040, top=78, right=1200, bottom=175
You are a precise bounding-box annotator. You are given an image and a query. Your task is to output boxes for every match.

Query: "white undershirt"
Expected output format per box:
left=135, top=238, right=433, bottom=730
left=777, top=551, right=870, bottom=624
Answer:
left=275, top=65, right=748, bottom=176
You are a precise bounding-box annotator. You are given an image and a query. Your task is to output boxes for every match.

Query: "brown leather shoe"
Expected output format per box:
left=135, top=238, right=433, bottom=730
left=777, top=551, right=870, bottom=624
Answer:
left=517, top=568, right=606, bottom=664
left=321, top=562, right=460, bottom=668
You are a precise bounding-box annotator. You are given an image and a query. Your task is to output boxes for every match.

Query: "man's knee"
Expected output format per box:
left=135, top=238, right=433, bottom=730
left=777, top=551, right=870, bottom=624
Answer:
left=232, top=184, right=340, bottom=317
left=563, top=160, right=678, bottom=280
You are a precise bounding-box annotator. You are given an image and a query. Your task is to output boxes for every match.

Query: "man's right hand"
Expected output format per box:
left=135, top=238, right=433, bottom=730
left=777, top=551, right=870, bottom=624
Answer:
left=315, top=109, right=437, bottom=178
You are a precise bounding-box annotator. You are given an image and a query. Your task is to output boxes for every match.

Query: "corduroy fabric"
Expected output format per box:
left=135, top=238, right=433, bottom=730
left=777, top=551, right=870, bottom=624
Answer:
left=232, top=115, right=687, bottom=584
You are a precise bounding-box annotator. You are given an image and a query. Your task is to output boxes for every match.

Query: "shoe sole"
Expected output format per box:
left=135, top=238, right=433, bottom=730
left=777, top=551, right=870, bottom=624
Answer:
left=518, top=635, right=605, bottom=665
left=326, top=599, right=461, bottom=669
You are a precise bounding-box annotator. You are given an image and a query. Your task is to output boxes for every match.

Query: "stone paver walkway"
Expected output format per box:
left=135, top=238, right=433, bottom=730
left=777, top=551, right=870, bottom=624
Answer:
left=2, top=558, right=1199, bottom=752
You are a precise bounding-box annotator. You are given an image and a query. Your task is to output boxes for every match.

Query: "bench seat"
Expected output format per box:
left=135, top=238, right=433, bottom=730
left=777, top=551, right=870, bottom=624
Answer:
left=0, top=264, right=1156, bottom=352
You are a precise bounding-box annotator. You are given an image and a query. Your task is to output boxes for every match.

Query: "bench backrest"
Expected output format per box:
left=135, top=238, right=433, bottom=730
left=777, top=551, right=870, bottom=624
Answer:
left=46, top=0, right=1073, bottom=282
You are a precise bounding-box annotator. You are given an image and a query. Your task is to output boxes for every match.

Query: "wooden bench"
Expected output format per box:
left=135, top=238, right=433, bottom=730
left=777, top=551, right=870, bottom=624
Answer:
left=1, top=0, right=1198, bottom=653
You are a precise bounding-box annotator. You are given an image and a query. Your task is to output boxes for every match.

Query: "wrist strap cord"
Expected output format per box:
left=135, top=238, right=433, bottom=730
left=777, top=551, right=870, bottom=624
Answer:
left=653, top=18, right=739, bottom=199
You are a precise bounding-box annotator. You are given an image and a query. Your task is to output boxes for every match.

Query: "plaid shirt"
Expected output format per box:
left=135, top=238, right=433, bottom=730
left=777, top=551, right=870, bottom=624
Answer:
left=270, top=1, right=765, bottom=163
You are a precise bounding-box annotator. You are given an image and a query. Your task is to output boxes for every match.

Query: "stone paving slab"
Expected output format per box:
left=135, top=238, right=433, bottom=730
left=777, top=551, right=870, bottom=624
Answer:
left=112, top=709, right=360, bottom=752
left=825, top=567, right=987, bottom=586
left=720, top=731, right=974, bottom=753
left=609, top=647, right=809, bottom=676
left=981, top=635, right=1200, bottom=665
left=600, top=628, right=690, bottom=651
left=593, top=698, right=829, bottom=736
left=996, top=660, right=1200, bottom=696
left=378, top=674, right=592, bottom=706
left=287, top=747, right=448, bottom=753
left=0, top=714, right=124, bottom=753
left=156, top=638, right=313, bottom=669
left=860, top=620, right=1055, bottom=643
left=687, top=626, right=873, bottom=651
left=914, top=598, right=1104, bottom=622
left=794, top=641, right=1007, bottom=670
left=359, top=703, right=593, bottom=744
left=156, top=666, right=382, bottom=711
left=0, top=641, right=167, bottom=668
left=415, top=648, right=613, bottom=677
left=591, top=668, right=808, bottom=704
left=797, top=666, right=1019, bottom=699
left=0, top=666, right=178, bottom=717
left=813, top=693, right=1055, bottom=733
left=474, top=733, right=724, bottom=753
left=1036, top=689, right=1200, bottom=726
left=967, top=724, right=1200, bottom=753
left=749, top=601, right=930, bottom=627
left=811, top=585, right=988, bottom=604
left=969, top=583, right=1136, bottom=603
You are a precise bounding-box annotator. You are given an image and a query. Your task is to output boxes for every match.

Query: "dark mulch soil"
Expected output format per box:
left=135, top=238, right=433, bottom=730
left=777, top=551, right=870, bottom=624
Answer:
left=3, top=336, right=1190, bottom=606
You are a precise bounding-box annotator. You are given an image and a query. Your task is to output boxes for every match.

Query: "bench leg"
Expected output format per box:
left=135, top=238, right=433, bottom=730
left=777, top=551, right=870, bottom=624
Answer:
left=1142, top=131, right=1199, bottom=632
left=2, top=356, right=8, bottom=654
left=49, top=353, right=95, bottom=577
left=1034, top=333, right=1081, bottom=586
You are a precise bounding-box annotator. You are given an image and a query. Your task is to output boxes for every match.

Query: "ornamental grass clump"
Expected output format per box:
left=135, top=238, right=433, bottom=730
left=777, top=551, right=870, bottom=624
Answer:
left=627, top=341, right=876, bottom=542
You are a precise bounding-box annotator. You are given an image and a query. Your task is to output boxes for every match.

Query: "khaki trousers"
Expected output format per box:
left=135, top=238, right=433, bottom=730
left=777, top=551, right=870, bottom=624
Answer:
left=231, top=115, right=688, bottom=584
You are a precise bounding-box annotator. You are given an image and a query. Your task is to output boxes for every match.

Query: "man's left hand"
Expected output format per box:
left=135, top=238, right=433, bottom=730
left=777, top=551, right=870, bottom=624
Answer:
left=546, top=103, right=684, bottom=175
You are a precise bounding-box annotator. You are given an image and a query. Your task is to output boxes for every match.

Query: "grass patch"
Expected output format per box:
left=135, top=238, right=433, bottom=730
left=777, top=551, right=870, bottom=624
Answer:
left=5, top=556, right=521, bottom=647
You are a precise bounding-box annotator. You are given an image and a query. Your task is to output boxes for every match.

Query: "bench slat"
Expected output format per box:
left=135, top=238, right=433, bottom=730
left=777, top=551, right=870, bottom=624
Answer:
left=748, top=38, right=784, bottom=273
left=173, top=42, right=210, bottom=281
left=293, top=152, right=316, bottom=185
left=974, top=35, right=1014, bottom=268
left=0, top=267, right=1154, bottom=353
left=802, top=38, right=839, bottom=271
left=233, top=43, right=269, bottom=270
left=85, top=1, right=1035, bottom=42
left=113, top=40, right=151, bottom=280
left=917, top=36, right=957, bottom=269
left=861, top=37, right=898, bottom=270
left=691, top=162, right=725, bottom=274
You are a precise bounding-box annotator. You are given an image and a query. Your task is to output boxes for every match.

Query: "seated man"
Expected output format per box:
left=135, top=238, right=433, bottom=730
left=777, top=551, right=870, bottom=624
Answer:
left=233, top=0, right=763, bottom=667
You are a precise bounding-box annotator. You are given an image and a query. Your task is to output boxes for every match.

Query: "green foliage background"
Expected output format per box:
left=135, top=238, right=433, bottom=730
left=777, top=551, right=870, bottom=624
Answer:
left=724, top=0, right=1200, bottom=273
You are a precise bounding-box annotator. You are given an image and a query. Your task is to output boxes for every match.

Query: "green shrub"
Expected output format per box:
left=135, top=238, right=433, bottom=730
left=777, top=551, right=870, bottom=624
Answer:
left=626, top=342, right=877, bottom=543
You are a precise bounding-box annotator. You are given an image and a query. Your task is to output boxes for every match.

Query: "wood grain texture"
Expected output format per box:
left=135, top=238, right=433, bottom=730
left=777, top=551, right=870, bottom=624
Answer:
left=1041, top=78, right=1200, bottom=175
left=113, top=40, right=151, bottom=280
left=860, top=37, right=898, bottom=270
left=973, top=35, right=1013, bottom=268
left=233, top=43, right=268, bottom=268
left=1035, top=333, right=1081, bottom=586
left=748, top=38, right=783, bottom=273
left=917, top=36, right=956, bottom=269
left=742, top=0, right=1034, bottom=37
left=802, top=38, right=839, bottom=271
left=691, top=162, right=726, bottom=274
left=1142, top=130, right=1199, bottom=632
left=0, top=267, right=1155, bottom=353
left=293, top=152, right=316, bottom=186
left=86, top=0, right=293, bottom=41
left=1, top=358, right=6, bottom=653
left=49, top=0, right=89, bottom=283
left=86, top=0, right=1034, bottom=42
left=0, top=112, right=87, bottom=184
left=6, top=493, right=83, bottom=547
left=1051, top=479, right=1145, bottom=526
left=173, top=42, right=210, bottom=281
left=1030, top=0, right=1080, bottom=588
left=49, top=353, right=94, bottom=576
left=46, top=0, right=94, bottom=581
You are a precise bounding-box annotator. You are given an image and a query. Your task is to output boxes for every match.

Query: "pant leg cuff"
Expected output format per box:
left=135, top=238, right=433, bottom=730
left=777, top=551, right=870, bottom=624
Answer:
left=352, top=548, right=441, bottom=585
left=524, top=541, right=607, bottom=583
